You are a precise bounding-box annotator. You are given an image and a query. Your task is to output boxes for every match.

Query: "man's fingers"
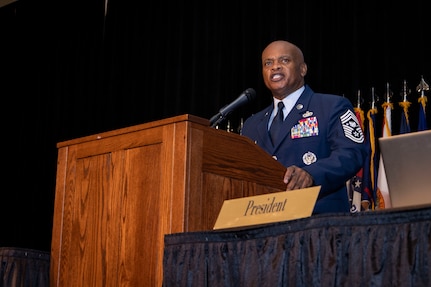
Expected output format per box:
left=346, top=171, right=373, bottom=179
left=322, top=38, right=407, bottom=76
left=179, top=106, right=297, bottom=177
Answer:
left=285, top=166, right=313, bottom=190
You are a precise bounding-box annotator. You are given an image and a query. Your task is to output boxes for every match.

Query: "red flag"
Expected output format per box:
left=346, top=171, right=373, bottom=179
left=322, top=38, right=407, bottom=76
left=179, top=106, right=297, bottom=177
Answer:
left=348, top=91, right=366, bottom=212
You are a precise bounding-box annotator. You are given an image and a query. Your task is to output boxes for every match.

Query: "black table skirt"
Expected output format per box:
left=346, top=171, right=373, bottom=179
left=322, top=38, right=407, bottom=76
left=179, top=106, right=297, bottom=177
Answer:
left=0, top=247, right=50, bottom=287
left=163, top=206, right=431, bottom=287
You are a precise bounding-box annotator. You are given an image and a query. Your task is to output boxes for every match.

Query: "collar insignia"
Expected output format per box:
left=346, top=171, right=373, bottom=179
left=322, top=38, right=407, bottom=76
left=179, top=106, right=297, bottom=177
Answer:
left=296, top=104, right=304, bottom=110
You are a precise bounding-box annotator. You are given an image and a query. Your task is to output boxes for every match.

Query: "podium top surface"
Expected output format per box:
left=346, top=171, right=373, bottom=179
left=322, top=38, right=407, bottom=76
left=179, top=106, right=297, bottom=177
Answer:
left=57, top=114, right=210, bottom=148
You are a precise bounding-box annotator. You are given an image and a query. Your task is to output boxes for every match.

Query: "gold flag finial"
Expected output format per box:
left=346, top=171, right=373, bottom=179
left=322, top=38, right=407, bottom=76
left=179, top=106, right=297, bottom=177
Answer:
left=416, top=75, right=429, bottom=98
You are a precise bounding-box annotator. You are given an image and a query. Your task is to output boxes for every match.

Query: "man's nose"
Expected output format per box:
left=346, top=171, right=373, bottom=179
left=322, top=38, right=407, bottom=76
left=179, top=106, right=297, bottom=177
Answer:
left=271, top=64, right=282, bottom=71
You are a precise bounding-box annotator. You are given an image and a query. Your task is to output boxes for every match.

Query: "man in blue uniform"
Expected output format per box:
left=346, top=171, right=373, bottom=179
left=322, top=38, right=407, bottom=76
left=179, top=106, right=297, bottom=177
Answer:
left=241, top=40, right=367, bottom=214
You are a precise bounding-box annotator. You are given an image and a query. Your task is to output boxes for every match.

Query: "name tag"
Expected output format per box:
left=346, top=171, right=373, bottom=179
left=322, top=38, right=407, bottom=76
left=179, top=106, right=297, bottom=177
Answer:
left=213, top=186, right=320, bottom=230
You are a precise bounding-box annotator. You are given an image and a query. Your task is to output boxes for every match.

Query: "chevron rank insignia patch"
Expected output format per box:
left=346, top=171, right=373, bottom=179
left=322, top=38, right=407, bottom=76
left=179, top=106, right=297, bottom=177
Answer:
left=340, top=110, right=364, bottom=143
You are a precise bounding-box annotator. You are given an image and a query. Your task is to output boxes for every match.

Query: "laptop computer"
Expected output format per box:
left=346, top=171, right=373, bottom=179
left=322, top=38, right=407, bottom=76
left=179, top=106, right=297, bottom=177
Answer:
left=378, top=129, right=431, bottom=209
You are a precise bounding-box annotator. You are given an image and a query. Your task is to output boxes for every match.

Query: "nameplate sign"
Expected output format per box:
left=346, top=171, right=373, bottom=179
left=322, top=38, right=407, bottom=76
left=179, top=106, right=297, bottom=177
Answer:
left=213, top=186, right=321, bottom=230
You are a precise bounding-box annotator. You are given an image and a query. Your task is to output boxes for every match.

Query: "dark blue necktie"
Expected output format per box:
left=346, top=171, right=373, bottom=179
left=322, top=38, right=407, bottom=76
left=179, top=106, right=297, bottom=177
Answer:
left=270, top=101, right=285, bottom=144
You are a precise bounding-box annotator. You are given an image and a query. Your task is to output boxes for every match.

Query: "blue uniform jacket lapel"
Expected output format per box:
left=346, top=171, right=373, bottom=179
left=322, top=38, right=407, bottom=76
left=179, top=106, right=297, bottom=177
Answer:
left=256, top=107, right=273, bottom=150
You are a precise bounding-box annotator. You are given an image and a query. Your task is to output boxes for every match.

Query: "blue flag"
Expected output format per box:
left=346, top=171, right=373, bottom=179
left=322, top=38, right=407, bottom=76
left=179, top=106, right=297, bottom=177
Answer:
left=418, top=97, right=428, bottom=131
left=399, top=101, right=411, bottom=134
left=362, top=107, right=378, bottom=210
left=416, top=76, right=429, bottom=131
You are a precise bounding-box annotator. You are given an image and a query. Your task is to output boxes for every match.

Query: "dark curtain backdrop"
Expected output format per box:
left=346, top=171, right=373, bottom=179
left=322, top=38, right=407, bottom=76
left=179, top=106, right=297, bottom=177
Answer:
left=1, top=0, right=430, bottom=251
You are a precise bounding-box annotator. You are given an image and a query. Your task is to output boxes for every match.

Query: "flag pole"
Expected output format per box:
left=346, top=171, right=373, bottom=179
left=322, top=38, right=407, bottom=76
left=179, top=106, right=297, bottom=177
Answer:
left=376, top=82, right=393, bottom=209
left=399, top=80, right=412, bottom=134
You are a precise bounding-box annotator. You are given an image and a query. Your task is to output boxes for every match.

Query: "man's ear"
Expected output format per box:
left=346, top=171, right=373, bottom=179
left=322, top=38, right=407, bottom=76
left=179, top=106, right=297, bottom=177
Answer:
left=300, top=63, right=308, bottom=77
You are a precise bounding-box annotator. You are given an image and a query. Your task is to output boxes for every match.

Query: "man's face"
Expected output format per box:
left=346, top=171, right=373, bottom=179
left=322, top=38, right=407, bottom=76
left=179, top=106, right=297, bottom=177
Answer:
left=261, top=41, right=307, bottom=99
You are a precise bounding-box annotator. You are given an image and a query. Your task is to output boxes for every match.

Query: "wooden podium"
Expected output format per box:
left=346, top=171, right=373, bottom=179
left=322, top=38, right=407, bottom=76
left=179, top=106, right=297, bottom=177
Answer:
left=50, top=114, right=287, bottom=286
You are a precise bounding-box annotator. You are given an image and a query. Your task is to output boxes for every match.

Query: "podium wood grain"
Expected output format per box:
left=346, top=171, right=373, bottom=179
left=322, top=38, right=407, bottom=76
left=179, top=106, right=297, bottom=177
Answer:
left=51, top=114, right=287, bottom=286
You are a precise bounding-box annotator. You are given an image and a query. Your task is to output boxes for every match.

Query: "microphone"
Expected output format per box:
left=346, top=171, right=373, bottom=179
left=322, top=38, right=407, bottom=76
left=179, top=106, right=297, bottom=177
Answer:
left=209, top=88, right=256, bottom=127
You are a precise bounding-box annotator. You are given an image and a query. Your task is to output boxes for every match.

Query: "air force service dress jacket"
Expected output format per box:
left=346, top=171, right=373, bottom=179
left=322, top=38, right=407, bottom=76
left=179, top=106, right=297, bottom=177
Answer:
left=241, top=85, right=367, bottom=214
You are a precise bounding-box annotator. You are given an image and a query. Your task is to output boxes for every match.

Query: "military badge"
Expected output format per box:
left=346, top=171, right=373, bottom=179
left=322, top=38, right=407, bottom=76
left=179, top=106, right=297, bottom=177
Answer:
left=302, top=151, right=317, bottom=165
left=340, top=110, right=364, bottom=143
left=302, top=110, right=313, bottom=117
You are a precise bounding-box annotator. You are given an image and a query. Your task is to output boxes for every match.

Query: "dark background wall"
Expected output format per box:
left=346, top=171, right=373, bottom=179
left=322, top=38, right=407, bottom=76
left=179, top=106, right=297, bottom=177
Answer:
left=1, top=0, right=429, bottom=252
